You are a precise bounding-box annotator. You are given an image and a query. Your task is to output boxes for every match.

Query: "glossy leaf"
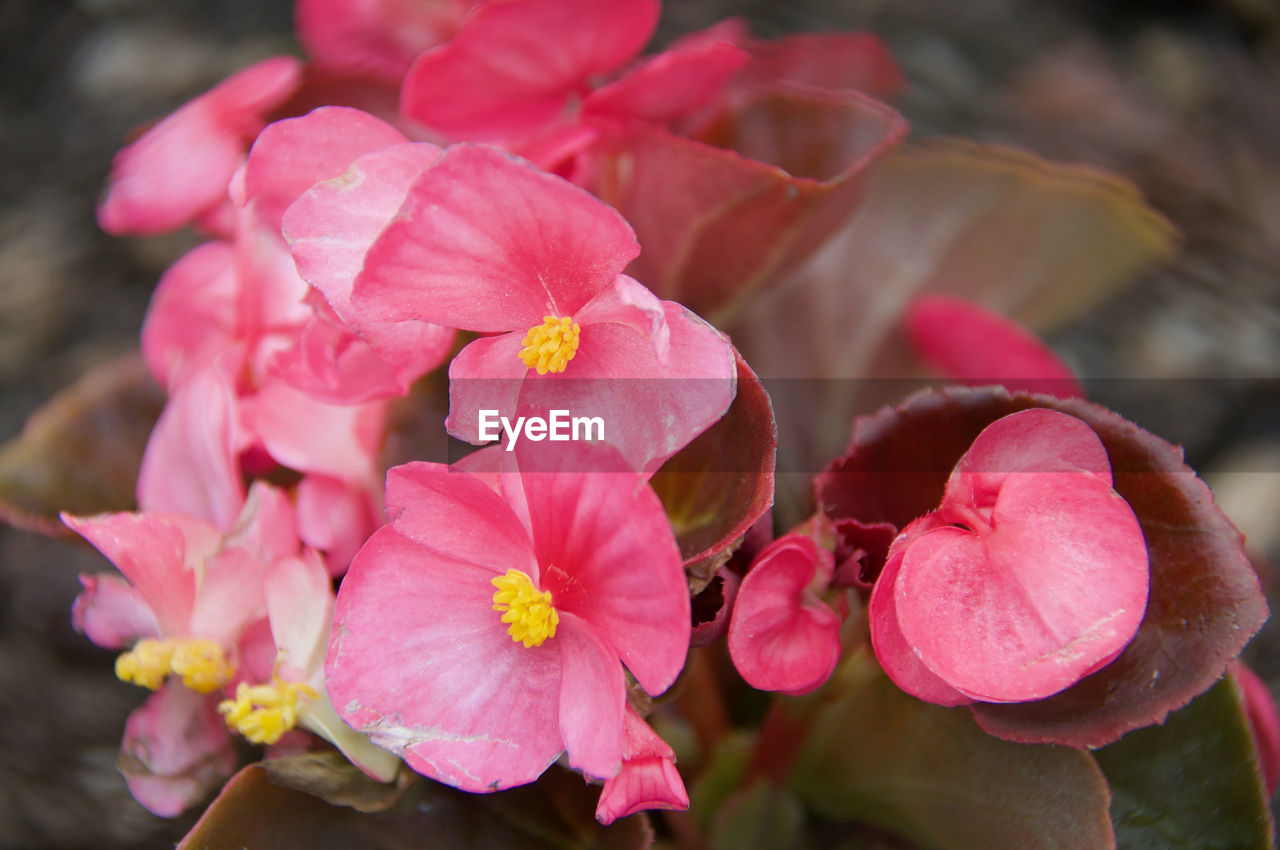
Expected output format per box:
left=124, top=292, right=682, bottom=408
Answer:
left=1095, top=674, right=1275, bottom=850
left=729, top=139, right=1178, bottom=508
left=815, top=386, right=1268, bottom=747
left=789, top=648, right=1115, bottom=850
left=179, top=763, right=652, bottom=850
left=650, top=351, right=776, bottom=591
left=587, top=88, right=907, bottom=321
left=0, top=355, right=163, bottom=536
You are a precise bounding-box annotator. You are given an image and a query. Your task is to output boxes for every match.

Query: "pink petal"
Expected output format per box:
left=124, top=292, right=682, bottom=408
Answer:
left=444, top=332, right=529, bottom=446
left=119, top=680, right=237, bottom=816
left=1233, top=660, right=1280, bottom=795
left=354, top=144, right=638, bottom=330
left=240, top=380, right=386, bottom=485
left=905, top=295, right=1086, bottom=399
left=519, top=442, right=689, bottom=695
left=97, top=56, right=302, bottom=236
left=556, top=611, right=625, bottom=780
left=295, top=474, right=382, bottom=575
left=61, top=511, right=198, bottom=637
left=727, top=534, right=841, bottom=696
left=510, top=298, right=736, bottom=474
left=400, top=0, right=660, bottom=138
left=136, top=366, right=247, bottom=529
left=188, top=545, right=270, bottom=649
left=141, top=241, right=239, bottom=388
left=71, top=573, right=161, bottom=649
left=243, top=106, right=408, bottom=227
left=297, top=0, right=475, bottom=84
left=582, top=39, right=747, bottom=126
left=896, top=473, right=1149, bottom=702
left=573, top=275, right=670, bottom=363
left=326, top=525, right=563, bottom=791
left=595, top=706, right=688, bottom=825
left=224, top=480, right=300, bottom=565
left=943, top=408, right=1113, bottom=520
left=384, top=461, right=538, bottom=578
left=267, top=550, right=334, bottom=678
left=282, top=141, right=454, bottom=395
left=867, top=546, right=975, bottom=707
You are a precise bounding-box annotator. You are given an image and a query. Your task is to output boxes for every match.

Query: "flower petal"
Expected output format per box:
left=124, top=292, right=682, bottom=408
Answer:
left=400, top=0, right=660, bottom=137
left=557, top=611, right=625, bottom=781
left=71, top=573, right=161, bottom=649
left=727, top=534, right=841, bottom=696
left=519, top=442, right=689, bottom=695
left=354, top=144, right=638, bottom=330
left=326, top=525, right=563, bottom=791
left=119, top=680, right=236, bottom=816
left=384, top=461, right=538, bottom=578
left=896, top=473, right=1149, bottom=702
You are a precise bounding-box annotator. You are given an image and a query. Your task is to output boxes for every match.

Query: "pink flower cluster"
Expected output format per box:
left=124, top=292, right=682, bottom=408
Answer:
left=57, top=0, right=1272, bottom=835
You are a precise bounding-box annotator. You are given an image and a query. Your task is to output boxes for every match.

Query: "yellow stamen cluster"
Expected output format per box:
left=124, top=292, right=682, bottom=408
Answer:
left=115, top=637, right=234, bottom=693
left=492, top=569, right=559, bottom=648
left=518, top=316, right=580, bottom=374
left=218, top=678, right=319, bottom=745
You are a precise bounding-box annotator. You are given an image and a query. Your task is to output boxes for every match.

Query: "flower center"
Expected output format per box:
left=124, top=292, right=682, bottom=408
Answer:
left=519, top=316, right=580, bottom=374
left=492, top=569, right=559, bottom=648
left=115, top=637, right=234, bottom=693
left=218, top=677, right=319, bottom=745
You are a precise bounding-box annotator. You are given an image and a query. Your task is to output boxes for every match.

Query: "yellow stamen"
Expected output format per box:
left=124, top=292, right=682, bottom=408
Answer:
left=218, top=677, right=319, bottom=745
left=115, top=637, right=234, bottom=693
left=115, top=638, right=177, bottom=690
left=518, top=316, right=580, bottom=374
left=492, top=569, right=559, bottom=648
left=170, top=638, right=235, bottom=693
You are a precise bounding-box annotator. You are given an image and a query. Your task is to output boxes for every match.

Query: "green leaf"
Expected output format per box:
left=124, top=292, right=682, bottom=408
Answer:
left=0, top=354, right=163, bottom=536
left=788, top=648, right=1115, bottom=850
left=708, top=781, right=808, bottom=850
left=1095, top=675, right=1275, bottom=850
left=179, top=763, right=652, bottom=850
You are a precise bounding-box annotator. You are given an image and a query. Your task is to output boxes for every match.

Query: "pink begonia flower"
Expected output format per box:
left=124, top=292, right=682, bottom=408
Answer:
left=399, top=0, right=750, bottom=177
left=325, top=443, right=691, bottom=793
left=595, top=706, right=688, bottom=825
left=217, top=548, right=401, bottom=782
left=296, top=0, right=477, bottom=86
left=348, top=143, right=737, bottom=474
left=904, top=294, right=1086, bottom=399
left=136, top=235, right=388, bottom=557
left=870, top=408, right=1150, bottom=704
left=273, top=107, right=456, bottom=404
left=400, top=0, right=663, bottom=140
left=727, top=532, right=842, bottom=696
left=98, top=56, right=303, bottom=236
left=64, top=483, right=296, bottom=814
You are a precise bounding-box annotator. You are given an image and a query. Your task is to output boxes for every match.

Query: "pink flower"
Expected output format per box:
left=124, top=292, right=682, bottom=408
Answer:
left=97, top=56, right=303, bottom=236
left=869, top=408, right=1150, bottom=704
left=728, top=532, right=842, bottom=696
left=345, top=143, right=737, bottom=474
left=217, top=548, right=401, bottom=782
left=296, top=0, right=478, bottom=86
left=594, top=706, right=688, bottom=825
left=324, top=443, right=691, bottom=792
left=65, top=483, right=297, bottom=814
left=903, top=294, right=1085, bottom=399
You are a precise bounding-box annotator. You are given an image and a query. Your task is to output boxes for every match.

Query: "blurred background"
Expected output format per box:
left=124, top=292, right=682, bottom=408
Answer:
left=2, top=0, right=1279, bottom=846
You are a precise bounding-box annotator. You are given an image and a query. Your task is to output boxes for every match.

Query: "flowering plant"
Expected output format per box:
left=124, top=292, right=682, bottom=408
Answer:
left=2, top=1, right=1275, bottom=848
